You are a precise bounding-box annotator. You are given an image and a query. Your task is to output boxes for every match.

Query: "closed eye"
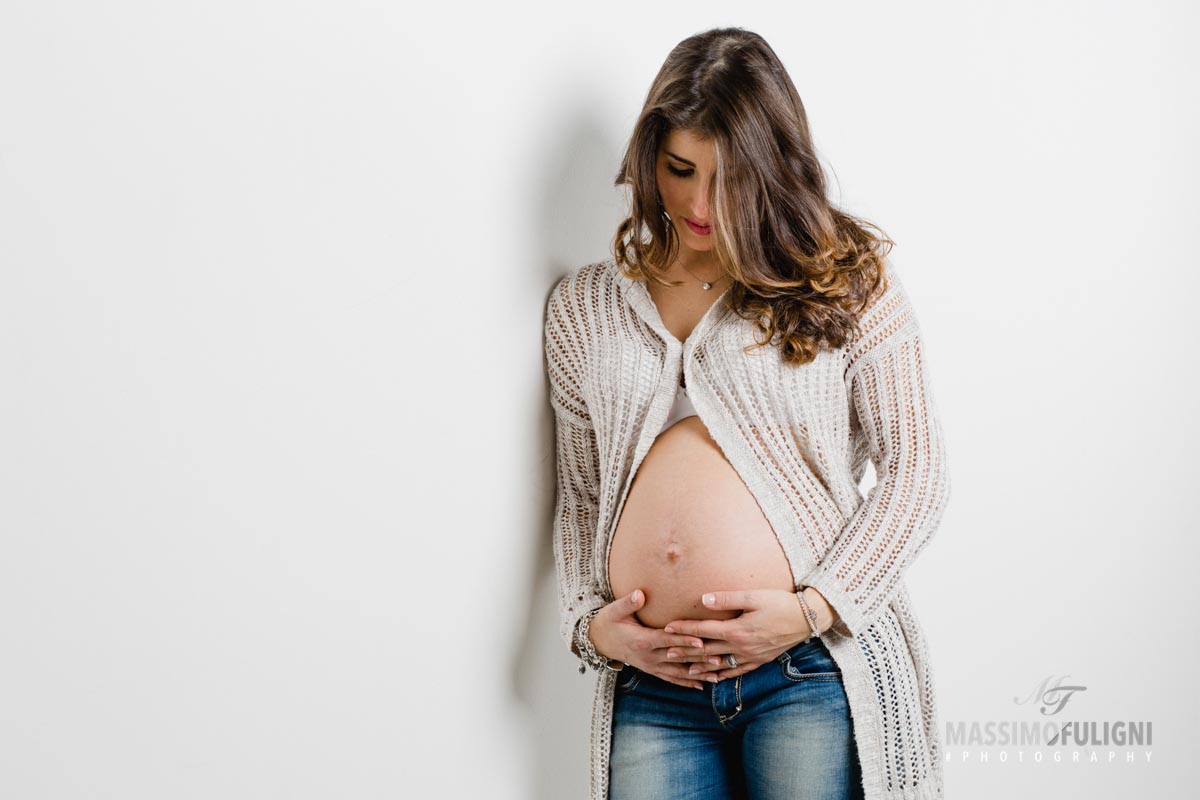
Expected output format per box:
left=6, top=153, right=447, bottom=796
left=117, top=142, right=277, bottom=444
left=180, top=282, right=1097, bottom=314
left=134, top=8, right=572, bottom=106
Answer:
left=667, top=165, right=693, bottom=177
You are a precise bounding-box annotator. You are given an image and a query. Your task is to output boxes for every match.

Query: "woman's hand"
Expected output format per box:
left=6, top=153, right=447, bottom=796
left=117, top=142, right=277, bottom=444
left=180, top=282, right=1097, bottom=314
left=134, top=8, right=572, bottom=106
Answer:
left=659, top=588, right=838, bottom=681
left=588, top=589, right=715, bottom=690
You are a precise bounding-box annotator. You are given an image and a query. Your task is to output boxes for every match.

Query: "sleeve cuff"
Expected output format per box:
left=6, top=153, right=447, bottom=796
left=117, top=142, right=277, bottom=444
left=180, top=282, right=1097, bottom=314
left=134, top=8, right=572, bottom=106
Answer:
left=797, top=567, right=863, bottom=638
left=564, top=594, right=607, bottom=660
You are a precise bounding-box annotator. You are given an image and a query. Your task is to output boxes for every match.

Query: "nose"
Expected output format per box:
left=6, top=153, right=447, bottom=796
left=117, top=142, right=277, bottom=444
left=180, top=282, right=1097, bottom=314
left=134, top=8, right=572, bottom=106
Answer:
left=689, top=184, right=713, bottom=222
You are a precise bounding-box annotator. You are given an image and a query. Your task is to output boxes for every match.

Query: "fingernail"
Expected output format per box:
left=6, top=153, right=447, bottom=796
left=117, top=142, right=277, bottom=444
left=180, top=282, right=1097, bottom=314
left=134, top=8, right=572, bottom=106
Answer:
left=692, top=640, right=703, bottom=648
left=667, top=651, right=677, bottom=659
left=703, top=594, right=714, bottom=605
left=709, top=657, right=721, bottom=665
left=664, top=626, right=675, bottom=633
left=706, top=675, right=719, bottom=683
left=688, top=667, right=699, bottom=675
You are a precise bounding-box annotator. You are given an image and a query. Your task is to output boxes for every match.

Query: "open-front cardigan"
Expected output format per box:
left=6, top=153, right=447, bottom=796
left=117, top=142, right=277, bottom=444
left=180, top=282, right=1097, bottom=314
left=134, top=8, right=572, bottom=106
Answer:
left=543, top=255, right=952, bottom=800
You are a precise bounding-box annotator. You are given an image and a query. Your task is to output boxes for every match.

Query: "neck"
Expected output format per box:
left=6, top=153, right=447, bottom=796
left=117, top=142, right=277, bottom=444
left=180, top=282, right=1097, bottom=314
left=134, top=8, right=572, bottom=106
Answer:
left=671, top=253, right=723, bottom=286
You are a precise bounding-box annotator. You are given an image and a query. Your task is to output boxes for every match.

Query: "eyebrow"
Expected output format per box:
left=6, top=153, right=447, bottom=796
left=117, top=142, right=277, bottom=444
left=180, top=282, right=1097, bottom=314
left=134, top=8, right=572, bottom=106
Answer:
left=665, top=151, right=696, bottom=167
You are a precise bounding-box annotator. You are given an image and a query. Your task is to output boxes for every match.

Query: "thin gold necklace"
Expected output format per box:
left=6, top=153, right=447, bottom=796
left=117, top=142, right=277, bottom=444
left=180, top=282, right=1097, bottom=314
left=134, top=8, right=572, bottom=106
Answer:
left=678, top=262, right=724, bottom=291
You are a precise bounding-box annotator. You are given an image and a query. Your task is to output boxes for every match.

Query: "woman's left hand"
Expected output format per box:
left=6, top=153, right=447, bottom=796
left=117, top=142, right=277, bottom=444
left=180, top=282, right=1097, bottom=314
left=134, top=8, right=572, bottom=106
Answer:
left=661, top=588, right=837, bottom=681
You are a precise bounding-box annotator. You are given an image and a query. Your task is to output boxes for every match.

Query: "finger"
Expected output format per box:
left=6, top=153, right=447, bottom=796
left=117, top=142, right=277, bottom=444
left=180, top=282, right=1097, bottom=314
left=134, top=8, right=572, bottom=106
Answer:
left=684, top=653, right=741, bottom=675
left=673, top=666, right=721, bottom=685
left=701, top=589, right=757, bottom=612
left=684, top=660, right=721, bottom=677
left=665, top=640, right=733, bottom=661
left=650, top=665, right=709, bottom=691
left=663, top=619, right=735, bottom=639
left=656, top=633, right=708, bottom=651
left=623, top=589, right=646, bottom=616
left=711, top=662, right=759, bottom=681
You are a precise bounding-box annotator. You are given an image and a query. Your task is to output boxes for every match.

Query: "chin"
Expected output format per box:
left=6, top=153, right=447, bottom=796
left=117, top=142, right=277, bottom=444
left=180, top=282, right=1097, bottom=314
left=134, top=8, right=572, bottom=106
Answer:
left=677, top=228, right=714, bottom=247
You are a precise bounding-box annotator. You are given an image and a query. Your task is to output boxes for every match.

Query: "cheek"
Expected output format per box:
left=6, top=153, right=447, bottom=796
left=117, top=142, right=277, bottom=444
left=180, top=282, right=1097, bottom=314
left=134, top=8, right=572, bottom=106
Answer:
left=658, top=180, right=683, bottom=212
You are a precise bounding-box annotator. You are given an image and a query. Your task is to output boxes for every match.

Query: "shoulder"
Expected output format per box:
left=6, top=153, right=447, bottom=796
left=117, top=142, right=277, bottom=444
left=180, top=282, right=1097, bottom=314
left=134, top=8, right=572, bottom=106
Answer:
left=545, top=257, right=620, bottom=334
left=548, top=258, right=617, bottom=309
left=845, top=256, right=924, bottom=369
left=544, top=259, right=618, bottom=408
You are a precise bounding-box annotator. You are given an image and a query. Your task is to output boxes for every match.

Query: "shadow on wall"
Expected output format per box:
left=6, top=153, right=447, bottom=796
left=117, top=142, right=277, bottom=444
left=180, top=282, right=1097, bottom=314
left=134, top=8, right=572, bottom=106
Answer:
left=510, top=102, right=629, bottom=799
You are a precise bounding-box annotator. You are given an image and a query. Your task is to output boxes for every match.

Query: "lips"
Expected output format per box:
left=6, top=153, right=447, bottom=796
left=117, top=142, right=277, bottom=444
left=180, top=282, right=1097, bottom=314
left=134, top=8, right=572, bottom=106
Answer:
left=685, top=218, right=712, bottom=234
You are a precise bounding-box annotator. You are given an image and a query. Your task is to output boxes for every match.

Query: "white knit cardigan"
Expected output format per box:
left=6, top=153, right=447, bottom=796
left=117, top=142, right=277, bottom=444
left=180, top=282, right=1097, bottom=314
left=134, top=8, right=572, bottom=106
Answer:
left=543, top=255, right=952, bottom=800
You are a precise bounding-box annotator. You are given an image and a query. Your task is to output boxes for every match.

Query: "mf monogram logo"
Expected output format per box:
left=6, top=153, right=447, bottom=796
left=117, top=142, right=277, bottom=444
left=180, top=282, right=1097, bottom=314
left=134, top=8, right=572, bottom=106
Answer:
left=1013, top=675, right=1088, bottom=716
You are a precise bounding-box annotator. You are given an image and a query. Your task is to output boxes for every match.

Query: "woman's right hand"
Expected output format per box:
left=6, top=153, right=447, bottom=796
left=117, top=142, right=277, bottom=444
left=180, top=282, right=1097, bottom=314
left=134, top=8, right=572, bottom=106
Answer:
left=588, top=589, right=712, bottom=690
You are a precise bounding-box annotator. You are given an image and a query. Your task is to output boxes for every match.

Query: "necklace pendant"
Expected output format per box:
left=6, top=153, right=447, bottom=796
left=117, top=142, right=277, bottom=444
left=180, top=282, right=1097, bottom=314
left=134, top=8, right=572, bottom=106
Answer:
left=702, top=281, right=712, bottom=290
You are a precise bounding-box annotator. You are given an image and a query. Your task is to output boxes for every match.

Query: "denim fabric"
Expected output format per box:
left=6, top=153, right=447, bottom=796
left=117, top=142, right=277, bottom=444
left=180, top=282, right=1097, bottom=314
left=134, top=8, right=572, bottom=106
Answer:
left=609, top=636, right=864, bottom=800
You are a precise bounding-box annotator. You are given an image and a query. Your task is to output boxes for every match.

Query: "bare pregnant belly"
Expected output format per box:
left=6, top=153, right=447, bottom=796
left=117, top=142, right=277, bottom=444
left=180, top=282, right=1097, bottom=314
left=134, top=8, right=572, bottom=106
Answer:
left=607, top=416, right=796, bottom=631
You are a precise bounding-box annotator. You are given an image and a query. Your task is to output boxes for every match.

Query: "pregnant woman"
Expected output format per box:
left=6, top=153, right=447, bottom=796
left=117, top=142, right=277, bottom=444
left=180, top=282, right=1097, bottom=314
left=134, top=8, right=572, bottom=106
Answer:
left=544, top=28, right=952, bottom=800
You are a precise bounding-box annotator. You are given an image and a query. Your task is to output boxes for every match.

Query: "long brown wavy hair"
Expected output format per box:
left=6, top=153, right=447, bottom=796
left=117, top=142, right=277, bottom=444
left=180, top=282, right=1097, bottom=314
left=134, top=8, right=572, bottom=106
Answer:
left=612, top=27, right=894, bottom=366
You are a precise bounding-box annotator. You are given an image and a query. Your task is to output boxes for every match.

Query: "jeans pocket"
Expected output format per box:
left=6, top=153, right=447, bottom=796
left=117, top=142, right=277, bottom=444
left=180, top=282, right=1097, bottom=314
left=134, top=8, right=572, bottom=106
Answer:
left=779, top=638, right=842, bottom=683
left=616, top=665, right=644, bottom=693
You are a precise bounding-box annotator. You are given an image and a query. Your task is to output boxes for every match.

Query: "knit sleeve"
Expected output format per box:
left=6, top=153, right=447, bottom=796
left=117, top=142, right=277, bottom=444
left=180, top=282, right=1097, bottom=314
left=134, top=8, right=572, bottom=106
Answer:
left=796, top=266, right=951, bottom=637
left=544, top=275, right=607, bottom=663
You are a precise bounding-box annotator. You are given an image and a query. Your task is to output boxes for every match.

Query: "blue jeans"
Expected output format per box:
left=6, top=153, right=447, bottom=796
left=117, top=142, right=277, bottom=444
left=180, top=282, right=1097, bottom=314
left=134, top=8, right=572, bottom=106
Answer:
left=609, top=636, right=864, bottom=800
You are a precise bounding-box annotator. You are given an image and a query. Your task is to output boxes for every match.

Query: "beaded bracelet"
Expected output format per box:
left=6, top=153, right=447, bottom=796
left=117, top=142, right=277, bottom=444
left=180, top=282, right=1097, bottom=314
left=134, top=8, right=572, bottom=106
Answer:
left=795, top=587, right=822, bottom=641
left=576, top=607, right=624, bottom=674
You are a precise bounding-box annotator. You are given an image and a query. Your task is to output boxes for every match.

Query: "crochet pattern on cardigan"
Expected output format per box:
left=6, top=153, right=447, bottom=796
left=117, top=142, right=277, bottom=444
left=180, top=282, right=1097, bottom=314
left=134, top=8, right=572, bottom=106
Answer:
left=543, top=256, right=952, bottom=800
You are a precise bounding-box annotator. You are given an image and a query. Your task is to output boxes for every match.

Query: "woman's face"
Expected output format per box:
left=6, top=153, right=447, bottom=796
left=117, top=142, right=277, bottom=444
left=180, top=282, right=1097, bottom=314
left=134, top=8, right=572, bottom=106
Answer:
left=655, top=128, right=717, bottom=253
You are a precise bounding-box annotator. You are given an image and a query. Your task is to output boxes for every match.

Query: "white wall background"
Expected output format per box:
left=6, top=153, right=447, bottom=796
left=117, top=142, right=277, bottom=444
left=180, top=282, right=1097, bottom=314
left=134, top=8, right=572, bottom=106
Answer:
left=1, top=1, right=1196, bottom=798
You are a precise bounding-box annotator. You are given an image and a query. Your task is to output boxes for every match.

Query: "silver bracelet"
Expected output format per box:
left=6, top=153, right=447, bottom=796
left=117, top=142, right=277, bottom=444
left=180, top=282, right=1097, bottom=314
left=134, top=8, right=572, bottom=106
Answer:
left=795, top=587, right=822, bottom=640
left=576, top=608, right=623, bottom=674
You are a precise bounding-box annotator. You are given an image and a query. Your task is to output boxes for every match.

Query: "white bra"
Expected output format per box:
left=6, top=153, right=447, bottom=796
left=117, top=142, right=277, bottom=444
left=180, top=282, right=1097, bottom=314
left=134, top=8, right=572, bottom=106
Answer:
left=658, top=375, right=698, bottom=435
